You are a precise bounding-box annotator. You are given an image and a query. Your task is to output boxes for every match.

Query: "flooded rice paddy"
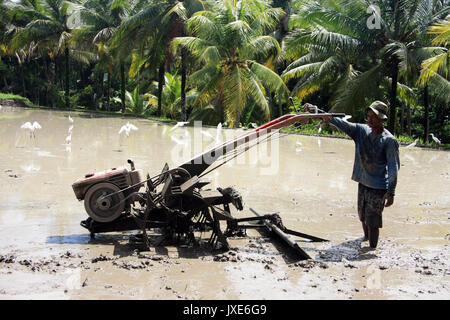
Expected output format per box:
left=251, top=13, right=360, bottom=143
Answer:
left=0, top=106, right=448, bottom=300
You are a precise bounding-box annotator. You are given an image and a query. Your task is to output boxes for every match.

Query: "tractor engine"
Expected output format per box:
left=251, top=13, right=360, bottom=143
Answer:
left=72, top=160, right=143, bottom=223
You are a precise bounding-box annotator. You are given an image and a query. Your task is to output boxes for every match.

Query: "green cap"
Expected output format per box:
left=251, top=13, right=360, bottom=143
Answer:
left=367, top=101, right=388, bottom=120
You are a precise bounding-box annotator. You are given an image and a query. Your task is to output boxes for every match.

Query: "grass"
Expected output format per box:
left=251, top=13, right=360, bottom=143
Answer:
left=0, top=93, right=38, bottom=108
left=0, top=92, right=183, bottom=124
left=281, top=118, right=449, bottom=150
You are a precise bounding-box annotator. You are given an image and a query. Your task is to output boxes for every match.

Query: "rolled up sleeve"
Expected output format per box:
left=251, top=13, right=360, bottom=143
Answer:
left=386, top=139, right=400, bottom=195
left=329, top=117, right=358, bottom=139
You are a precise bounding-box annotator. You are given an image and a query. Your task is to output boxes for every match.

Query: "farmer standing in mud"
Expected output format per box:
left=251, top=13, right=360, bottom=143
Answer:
left=307, top=101, right=400, bottom=248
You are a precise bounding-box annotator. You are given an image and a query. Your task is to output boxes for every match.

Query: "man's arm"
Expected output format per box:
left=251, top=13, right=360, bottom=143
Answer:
left=328, top=117, right=358, bottom=139
left=303, top=104, right=357, bottom=139
left=384, top=139, right=400, bottom=207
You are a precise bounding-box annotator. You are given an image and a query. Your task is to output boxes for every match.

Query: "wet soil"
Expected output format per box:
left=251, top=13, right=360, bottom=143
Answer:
left=0, top=106, right=448, bottom=300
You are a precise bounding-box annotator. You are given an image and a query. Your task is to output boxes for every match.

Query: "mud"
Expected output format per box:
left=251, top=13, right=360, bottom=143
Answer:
left=0, top=106, right=449, bottom=300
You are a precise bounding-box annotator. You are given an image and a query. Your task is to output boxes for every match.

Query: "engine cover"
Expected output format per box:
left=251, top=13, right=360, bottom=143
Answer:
left=72, top=167, right=143, bottom=200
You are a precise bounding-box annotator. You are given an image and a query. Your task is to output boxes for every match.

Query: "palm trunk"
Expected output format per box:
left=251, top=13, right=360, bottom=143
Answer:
left=388, top=65, right=398, bottom=134
left=278, top=93, right=283, bottom=118
left=121, top=63, right=126, bottom=113
left=20, top=62, right=26, bottom=98
left=106, top=71, right=111, bottom=111
left=399, top=103, right=404, bottom=136
left=181, top=49, right=187, bottom=121
left=65, top=47, right=70, bottom=109
left=1, top=57, right=8, bottom=90
left=157, top=61, right=165, bottom=117
left=97, top=71, right=104, bottom=110
left=34, top=59, right=40, bottom=105
left=423, top=85, right=430, bottom=143
left=407, top=104, right=411, bottom=137
left=234, top=111, right=240, bottom=128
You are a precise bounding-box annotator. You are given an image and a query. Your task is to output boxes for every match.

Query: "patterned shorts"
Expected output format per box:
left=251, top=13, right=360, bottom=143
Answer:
left=357, top=183, right=387, bottom=228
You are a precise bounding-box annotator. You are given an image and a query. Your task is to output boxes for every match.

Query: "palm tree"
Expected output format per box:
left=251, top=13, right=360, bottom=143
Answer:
left=111, top=0, right=205, bottom=118
left=73, top=0, right=147, bottom=113
left=283, top=1, right=386, bottom=117
left=417, top=17, right=450, bottom=142
left=10, top=0, right=84, bottom=109
left=172, top=0, right=288, bottom=127
left=284, top=0, right=447, bottom=134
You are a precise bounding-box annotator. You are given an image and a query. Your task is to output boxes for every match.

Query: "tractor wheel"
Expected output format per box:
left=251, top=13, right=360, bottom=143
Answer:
left=84, top=182, right=125, bottom=223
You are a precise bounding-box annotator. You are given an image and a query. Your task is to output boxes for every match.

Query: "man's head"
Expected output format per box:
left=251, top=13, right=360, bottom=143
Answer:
left=367, top=101, right=388, bottom=120
left=366, top=101, right=388, bottom=132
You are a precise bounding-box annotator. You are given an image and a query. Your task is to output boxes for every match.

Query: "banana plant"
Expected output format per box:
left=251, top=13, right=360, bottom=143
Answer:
left=113, top=86, right=151, bottom=116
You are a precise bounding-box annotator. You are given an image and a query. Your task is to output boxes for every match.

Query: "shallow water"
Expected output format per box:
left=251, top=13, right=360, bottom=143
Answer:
left=0, top=106, right=449, bottom=300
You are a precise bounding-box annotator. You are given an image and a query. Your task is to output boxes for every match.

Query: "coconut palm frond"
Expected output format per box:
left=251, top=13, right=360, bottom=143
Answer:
left=418, top=51, right=449, bottom=86
left=396, top=81, right=417, bottom=106
left=281, top=61, right=322, bottom=81
left=223, top=64, right=247, bottom=125
left=332, top=63, right=384, bottom=113
left=248, top=60, right=288, bottom=96
left=186, top=11, right=220, bottom=41
left=171, top=36, right=213, bottom=60
left=428, top=19, right=450, bottom=46
left=246, top=35, right=280, bottom=61
left=162, top=1, right=187, bottom=24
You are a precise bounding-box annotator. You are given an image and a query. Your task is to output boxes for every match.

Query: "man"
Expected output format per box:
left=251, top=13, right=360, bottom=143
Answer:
left=308, top=101, right=400, bottom=248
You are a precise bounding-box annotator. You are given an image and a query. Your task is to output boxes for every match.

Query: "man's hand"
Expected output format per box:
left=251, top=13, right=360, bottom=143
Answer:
left=303, top=103, right=318, bottom=114
left=384, top=193, right=394, bottom=207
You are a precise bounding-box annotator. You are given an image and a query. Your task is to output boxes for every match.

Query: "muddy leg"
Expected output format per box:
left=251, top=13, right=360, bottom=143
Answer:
left=362, top=222, right=368, bottom=241
left=368, top=227, right=379, bottom=248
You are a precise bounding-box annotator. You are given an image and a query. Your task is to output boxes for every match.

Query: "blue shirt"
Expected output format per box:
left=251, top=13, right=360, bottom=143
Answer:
left=329, top=117, right=400, bottom=194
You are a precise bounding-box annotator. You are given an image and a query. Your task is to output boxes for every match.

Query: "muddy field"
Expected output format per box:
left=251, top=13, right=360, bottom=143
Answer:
left=0, top=106, right=448, bottom=300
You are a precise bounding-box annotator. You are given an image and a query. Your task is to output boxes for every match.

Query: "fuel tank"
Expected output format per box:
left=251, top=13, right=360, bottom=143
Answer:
left=72, top=166, right=143, bottom=200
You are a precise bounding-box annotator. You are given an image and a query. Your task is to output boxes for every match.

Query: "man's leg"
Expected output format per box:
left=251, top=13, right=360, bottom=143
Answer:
left=368, top=227, right=379, bottom=248
left=365, top=187, right=386, bottom=248
left=362, top=222, right=368, bottom=241
left=357, top=184, right=368, bottom=240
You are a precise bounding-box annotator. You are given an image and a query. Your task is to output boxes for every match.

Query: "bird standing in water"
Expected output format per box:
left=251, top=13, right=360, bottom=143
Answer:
left=21, top=121, right=42, bottom=138
left=119, top=122, right=139, bottom=137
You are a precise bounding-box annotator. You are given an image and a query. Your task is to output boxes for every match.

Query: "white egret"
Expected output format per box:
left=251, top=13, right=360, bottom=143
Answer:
left=406, top=138, right=418, bottom=148
left=295, top=141, right=302, bottom=153
left=68, top=125, right=74, bottom=134
left=65, top=134, right=72, bottom=144
left=169, top=121, right=189, bottom=132
left=21, top=121, right=42, bottom=138
left=429, top=133, right=441, bottom=144
left=119, top=122, right=139, bottom=137
left=68, top=115, right=74, bottom=123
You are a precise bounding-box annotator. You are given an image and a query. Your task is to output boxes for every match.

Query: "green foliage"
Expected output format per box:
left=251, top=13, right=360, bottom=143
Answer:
left=0, top=0, right=448, bottom=145
left=70, top=84, right=95, bottom=109
left=113, top=86, right=152, bottom=116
